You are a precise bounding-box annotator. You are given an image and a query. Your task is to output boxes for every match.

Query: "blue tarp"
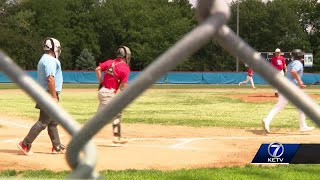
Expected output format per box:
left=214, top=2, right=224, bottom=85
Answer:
left=129, top=72, right=166, bottom=84
left=1, top=71, right=320, bottom=84
left=167, top=72, right=202, bottom=84
left=0, top=72, right=10, bottom=83
left=302, top=73, right=320, bottom=84
left=203, top=72, right=240, bottom=84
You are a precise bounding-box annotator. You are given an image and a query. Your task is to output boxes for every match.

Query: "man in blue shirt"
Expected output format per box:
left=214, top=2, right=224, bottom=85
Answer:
left=17, top=37, right=65, bottom=155
left=262, top=49, right=314, bottom=133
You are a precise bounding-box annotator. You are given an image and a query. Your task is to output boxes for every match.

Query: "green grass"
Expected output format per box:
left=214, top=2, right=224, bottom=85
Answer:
left=1, top=165, right=320, bottom=179
left=1, top=84, right=320, bottom=179
left=0, top=83, right=98, bottom=89
left=1, top=83, right=320, bottom=90
left=0, top=85, right=317, bottom=128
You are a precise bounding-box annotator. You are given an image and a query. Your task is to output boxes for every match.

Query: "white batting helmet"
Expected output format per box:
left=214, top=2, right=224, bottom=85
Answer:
left=43, top=37, right=61, bottom=59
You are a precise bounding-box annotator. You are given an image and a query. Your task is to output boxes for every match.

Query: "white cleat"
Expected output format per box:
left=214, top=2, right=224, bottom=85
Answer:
left=262, top=120, right=270, bottom=133
left=299, top=126, right=314, bottom=132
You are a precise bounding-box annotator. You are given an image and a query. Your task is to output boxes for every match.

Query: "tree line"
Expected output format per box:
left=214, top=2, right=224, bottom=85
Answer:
left=0, top=0, right=320, bottom=72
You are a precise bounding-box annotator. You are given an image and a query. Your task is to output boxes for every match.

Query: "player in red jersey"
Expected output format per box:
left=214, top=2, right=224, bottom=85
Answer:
left=239, top=66, right=256, bottom=89
left=270, top=48, right=287, bottom=97
left=95, top=46, right=131, bottom=144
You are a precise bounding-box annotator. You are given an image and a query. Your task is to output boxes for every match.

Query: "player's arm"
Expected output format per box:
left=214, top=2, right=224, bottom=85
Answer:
left=118, top=82, right=128, bottom=92
left=291, top=69, right=305, bottom=88
left=283, top=58, right=287, bottom=73
left=47, top=75, right=58, bottom=101
left=95, top=66, right=103, bottom=84
left=95, top=66, right=103, bottom=89
left=45, top=62, right=58, bottom=101
left=118, top=69, right=130, bottom=92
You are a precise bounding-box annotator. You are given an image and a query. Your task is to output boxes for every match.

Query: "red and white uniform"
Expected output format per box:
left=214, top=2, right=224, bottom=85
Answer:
left=248, top=68, right=253, bottom=77
left=271, top=55, right=286, bottom=94
left=271, top=55, right=286, bottom=71
left=97, top=58, right=131, bottom=137
left=99, top=58, right=130, bottom=92
left=239, top=68, right=256, bottom=89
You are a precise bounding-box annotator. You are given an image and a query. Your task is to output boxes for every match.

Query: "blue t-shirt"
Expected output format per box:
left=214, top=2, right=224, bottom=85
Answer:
left=37, top=54, right=63, bottom=93
left=285, top=60, right=303, bottom=85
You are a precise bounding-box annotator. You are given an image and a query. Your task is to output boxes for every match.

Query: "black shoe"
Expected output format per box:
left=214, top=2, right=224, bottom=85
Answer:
left=52, top=144, right=66, bottom=154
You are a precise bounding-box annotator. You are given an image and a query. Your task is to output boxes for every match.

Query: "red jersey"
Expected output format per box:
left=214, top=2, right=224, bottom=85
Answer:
left=271, top=55, right=286, bottom=71
left=248, top=68, right=253, bottom=77
left=99, top=58, right=130, bottom=91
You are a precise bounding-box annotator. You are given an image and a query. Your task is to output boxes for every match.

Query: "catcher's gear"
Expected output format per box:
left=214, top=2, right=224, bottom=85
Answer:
left=105, top=61, right=122, bottom=83
left=291, top=49, right=304, bottom=60
left=43, top=37, right=61, bottom=59
left=116, top=46, right=131, bottom=65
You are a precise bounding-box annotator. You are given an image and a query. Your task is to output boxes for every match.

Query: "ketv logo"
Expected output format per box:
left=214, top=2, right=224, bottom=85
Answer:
left=267, top=142, right=284, bottom=163
left=251, top=142, right=299, bottom=164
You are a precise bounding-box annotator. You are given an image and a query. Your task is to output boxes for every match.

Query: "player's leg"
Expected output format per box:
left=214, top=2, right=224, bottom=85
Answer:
left=97, top=88, right=127, bottom=143
left=48, top=120, right=65, bottom=153
left=263, top=93, right=288, bottom=132
left=274, top=70, right=285, bottom=97
left=298, top=110, right=314, bottom=132
left=112, top=113, right=121, bottom=137
left=239, top=76, right=250, bottom=86
left=18, top=109, right=50, bottom=155
left=239, top=79, right=245, bottom=86
left=112, top=112, right=127, bottom=144
left=249, top=76, right=256, bottom=89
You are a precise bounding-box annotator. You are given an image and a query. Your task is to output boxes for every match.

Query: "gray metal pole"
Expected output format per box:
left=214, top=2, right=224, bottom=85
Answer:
left=236, top=0, right=240, bottom=72
left=66, top=0, right=231, bottom=176
left=0, top=51, right=99, bottom=179
left=215, top=25, right=320, bottom=127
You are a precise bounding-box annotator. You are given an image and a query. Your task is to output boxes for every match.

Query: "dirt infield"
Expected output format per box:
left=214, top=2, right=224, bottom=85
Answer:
left=228, top=92, right=320, bottom=103
left=1, top=117, right=320, bottom=172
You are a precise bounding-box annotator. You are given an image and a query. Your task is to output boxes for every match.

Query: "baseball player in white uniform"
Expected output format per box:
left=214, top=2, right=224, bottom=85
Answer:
left=262, top=49, right=314, bottom=133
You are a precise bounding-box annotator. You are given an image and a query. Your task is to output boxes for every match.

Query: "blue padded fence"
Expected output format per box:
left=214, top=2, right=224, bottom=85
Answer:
left=0, top=71, right=320, bottom=84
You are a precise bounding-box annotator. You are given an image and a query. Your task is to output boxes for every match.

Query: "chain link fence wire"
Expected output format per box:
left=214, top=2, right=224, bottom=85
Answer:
left=1, top=0, right=320, bottom=179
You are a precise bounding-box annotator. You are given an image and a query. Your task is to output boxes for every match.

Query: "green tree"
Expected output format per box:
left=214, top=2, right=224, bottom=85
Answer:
left=93, top=0, right=195, bottom=71
left=299, top=0, right=320, bottom=71
left=1, top=0, right=320, bottom=72
left=75, top=48, right=96, bottom=70
left=265, top=0, right=310, bottom=51
left=0, top=0, right=40, bottom=69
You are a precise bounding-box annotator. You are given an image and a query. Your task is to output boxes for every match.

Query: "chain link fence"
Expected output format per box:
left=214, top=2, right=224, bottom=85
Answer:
left=1, top=0, right=320, bottom=179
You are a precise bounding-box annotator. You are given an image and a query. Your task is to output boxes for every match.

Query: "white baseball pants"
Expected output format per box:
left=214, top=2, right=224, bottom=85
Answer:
left=239, top=76, right=256, bottom=88
left=264, top=93, right=308, bottom=128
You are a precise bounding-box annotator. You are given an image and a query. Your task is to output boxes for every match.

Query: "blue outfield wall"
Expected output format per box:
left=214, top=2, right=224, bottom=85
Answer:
left=0, top=71, right=320, bottom=84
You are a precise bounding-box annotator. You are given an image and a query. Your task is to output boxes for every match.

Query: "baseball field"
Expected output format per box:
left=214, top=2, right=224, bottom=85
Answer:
left=0, top=84, right=320, bottom=179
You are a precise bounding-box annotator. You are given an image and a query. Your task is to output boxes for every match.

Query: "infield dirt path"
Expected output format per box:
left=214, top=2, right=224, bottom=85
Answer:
left=0, top=116, right=319, bottom=172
